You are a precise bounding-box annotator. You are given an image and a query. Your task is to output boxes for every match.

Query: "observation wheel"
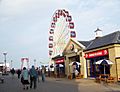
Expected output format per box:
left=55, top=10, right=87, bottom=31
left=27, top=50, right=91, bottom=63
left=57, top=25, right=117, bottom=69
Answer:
left=48, top=9, right=76, bottom=58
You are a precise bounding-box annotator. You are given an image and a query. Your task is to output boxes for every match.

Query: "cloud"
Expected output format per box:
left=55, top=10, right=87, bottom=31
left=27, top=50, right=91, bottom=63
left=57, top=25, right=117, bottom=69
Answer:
left=0, top=0, right=120, bottom=68
left=0, top=0, right=80, bottom=15
left=70, top=0, right=120, bottom=40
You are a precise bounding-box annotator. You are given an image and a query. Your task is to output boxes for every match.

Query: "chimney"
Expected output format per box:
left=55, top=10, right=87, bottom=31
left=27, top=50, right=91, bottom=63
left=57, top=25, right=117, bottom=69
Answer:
left=95, top=28, right=102, bottom=38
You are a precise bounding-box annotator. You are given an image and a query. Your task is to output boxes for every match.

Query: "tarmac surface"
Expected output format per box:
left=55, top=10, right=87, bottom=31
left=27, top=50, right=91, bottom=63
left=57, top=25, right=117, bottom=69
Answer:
left=0, top=74, right=120, bottom=92
left=47, top=77, right=120, bottom=91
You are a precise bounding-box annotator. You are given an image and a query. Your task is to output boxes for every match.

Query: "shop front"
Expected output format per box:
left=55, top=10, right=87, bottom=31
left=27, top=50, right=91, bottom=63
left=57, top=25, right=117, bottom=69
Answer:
left=63, top=39, right=87, bottom=78
left=80, top=30, right=120, bottom=81
left=54, top=57, right=65, bottom=78
left=85, top=49, right=110, bottom=78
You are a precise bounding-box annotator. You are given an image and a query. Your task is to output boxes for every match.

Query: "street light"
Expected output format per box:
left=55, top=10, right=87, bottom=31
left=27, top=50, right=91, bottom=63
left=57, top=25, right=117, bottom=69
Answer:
left=34, top=59, right=36, bottom=68
left=3, top=52, right=7, bottom=73
left=11, top=60, right=13, bottom=69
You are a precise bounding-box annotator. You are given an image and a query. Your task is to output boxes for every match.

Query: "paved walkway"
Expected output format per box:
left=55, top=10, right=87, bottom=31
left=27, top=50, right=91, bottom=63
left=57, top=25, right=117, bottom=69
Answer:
left=0, top=74, right=120, bottom=92
left=46, top=77, right=120, bottom=91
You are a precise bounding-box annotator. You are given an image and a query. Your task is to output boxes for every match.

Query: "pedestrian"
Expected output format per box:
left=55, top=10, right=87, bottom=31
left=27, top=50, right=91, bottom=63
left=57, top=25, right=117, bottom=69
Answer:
left=17, top=69, right=21, bottom=79
left=41, top=65, right=46, bottom=82
left=29, top=65, right=38, bottom=89
left=75, top=69, right=79, bottom=77
left=48, top=68, right=50, bottom=77
left=72, top=65, right=76, bottom=79
left=21, top=67, right=29, bottom=90
left=10, top=68, right=15, bottom=78
left=36, top=67, right=41, bottom=82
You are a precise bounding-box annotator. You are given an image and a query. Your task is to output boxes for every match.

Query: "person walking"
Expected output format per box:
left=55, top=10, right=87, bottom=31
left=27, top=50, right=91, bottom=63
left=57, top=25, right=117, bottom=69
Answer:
left=48, top=68, right=50, bottom=77
left=36, top=67, right=41, bottom=82
left=21, top=67, right=29, bottom=90
left=10, top=68, right=15, bottom=78
left=41, top=66, right=46, bottom=82
left=72, top=65, right=76, bottom=79
left=29, top=65, right=38, bottom=89
left=17, top=69, right=21, bottom=79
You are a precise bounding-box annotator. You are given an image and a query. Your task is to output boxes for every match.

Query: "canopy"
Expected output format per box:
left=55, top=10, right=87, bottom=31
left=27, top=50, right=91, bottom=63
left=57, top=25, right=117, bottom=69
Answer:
left=59, top=64, right=64, bottom=67
left=56, top=64, right=64, bottom=67
left=95, top=59, right=113, bottom=75
left=69, top=61, right=81, bottom=66
left=95, top=59, right=113, bottom=65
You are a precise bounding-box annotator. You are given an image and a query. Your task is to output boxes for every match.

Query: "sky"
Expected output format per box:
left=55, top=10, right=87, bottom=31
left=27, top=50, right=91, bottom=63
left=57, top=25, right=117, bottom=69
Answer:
left=0, top=0, right=120, bottom=69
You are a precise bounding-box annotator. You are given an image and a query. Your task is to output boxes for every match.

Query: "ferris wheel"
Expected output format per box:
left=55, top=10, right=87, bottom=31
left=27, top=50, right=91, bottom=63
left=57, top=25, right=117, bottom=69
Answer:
left=48, top=9, right=76, bottom=58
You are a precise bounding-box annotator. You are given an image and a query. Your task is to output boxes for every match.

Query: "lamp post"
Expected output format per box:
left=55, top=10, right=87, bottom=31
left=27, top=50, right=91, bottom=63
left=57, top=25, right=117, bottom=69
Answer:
left=3, top=52, right=7, bottom=74
left=34, top=59, right=36, bottom=68
left=11, top=60, right=13, bottom=69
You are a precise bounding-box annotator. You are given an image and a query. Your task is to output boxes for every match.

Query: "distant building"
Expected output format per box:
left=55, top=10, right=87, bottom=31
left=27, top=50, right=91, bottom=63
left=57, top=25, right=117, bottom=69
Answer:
left=0, top=62, right=10, bottom=73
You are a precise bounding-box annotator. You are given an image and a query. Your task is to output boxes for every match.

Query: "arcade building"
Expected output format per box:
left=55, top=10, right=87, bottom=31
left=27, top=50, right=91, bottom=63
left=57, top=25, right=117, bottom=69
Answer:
left=52, top=28, right=120, bottom=82
left=82, top=29, right=120, bottom=81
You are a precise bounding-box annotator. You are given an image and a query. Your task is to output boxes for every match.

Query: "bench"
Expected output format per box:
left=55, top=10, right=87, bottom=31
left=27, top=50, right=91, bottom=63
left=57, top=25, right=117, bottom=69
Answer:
left=76, top=74, right=84, bottom=79
left=95, top=74, right=110, bottom=83
left=106, top=76, right=115, bottom=83
left=68, top=74, right=72, bottom=80
left=95, top=74, right=116, bottom=83
left=95, top=76, right=101, bottom=83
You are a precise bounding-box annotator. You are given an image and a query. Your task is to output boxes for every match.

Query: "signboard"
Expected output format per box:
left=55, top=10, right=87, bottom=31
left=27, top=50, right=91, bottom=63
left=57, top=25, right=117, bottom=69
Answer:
left=55, top=58, right=64, bottom=64
left=85, top=49, right=108, bottom=59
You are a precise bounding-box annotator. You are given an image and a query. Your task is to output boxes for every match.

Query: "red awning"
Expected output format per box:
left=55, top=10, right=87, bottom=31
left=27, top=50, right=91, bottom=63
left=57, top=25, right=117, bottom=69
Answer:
left=85, top=49, right=108, bottom=59
left=55, top=58, right=64, bottom=64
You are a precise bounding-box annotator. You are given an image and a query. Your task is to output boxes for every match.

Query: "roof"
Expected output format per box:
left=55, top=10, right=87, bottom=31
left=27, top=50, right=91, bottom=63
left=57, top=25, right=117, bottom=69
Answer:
left=52, top=55, right=64, bottom=60
left=78, top=31, right=120, bottom=50
left=63, top=38, right=86, bottom=53
left=78, top=41, right=92, bottom=47
left=71, top=38, right=86, bottom=49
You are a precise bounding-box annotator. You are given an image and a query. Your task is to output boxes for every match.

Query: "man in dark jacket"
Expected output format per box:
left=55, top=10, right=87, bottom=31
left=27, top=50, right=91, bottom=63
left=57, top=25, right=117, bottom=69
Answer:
left=29, top=66, right=38, bottom=89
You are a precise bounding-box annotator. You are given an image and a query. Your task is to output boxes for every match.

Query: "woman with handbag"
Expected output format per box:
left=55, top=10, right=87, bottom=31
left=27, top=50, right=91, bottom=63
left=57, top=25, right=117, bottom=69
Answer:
left=21, top=67, right=29, bottom=90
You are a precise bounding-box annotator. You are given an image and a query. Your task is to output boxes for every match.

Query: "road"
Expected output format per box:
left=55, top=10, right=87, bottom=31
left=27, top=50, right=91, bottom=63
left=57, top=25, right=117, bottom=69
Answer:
left=0, top=74, right=120, bottom=92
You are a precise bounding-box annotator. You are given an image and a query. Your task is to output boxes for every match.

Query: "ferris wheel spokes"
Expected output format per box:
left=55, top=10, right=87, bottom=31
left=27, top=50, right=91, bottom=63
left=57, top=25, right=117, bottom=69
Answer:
left=49, top=9, right=76, bottom=57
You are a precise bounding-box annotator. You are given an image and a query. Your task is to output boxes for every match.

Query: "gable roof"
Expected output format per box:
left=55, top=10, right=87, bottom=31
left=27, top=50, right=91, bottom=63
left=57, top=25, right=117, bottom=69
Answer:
left=78, top=41, right=92, bottom=47
left=52, top=54, right=64, bottom=60
left=63, top=38, right=86, bottom=52
left=78, top=31, right=120, bottom=50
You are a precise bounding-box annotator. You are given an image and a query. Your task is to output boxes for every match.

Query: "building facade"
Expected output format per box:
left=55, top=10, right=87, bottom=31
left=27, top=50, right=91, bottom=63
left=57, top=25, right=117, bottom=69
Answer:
left=63, top=38, right=87, bottom=78
left=80, top=30, right=120, bottom=81
left=51, top=30, right=120, bottom=81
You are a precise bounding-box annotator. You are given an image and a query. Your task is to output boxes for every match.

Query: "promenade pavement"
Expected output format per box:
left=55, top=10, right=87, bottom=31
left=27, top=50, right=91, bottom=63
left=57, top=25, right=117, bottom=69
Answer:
left=0, top=74, right=120, bottom=92
left=46, top=77, right=120, bottom=91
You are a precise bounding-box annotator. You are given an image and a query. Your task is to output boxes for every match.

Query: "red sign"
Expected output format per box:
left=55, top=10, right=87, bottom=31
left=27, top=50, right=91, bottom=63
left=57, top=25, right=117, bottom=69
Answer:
left=55, top=58, right=64, bottom=64
left=85, top=49, right=108, bottom=59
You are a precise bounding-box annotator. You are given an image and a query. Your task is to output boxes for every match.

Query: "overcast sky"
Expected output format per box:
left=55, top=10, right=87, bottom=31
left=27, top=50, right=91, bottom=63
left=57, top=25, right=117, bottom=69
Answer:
left=0, top=0, right=120, bottom=69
